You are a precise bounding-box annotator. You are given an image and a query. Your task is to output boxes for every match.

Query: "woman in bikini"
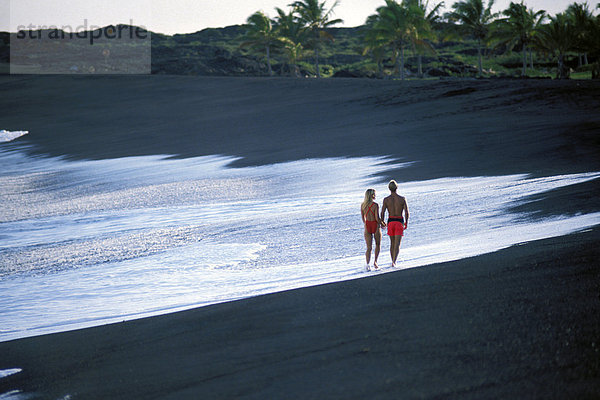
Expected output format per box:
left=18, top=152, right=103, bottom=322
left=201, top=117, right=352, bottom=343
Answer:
left=361, top=188, right=385, bottom=271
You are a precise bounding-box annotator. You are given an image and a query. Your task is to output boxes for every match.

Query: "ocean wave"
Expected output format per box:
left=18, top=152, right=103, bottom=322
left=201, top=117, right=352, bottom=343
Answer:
left=0, top=130, right=29, bottom=143
left=0, top=368, right=22, bottom=379
left=1, top=149, right=599, bottom=342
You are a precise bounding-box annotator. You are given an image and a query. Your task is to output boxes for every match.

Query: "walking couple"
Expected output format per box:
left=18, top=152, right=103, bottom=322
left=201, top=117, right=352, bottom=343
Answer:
left=360, top=180, right=409, bottom=271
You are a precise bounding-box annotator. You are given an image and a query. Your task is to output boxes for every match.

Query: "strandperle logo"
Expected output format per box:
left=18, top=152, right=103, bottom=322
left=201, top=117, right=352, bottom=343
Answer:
left=15, top=19, right=148, bottom=45
left=10, top=18, right=151, bottom=74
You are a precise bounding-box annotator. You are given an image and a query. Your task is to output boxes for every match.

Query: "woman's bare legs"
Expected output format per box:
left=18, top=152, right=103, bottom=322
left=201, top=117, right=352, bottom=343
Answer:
left=364, top=229, right=373, bottom=268
left=373, top=229, right=381, bottom=269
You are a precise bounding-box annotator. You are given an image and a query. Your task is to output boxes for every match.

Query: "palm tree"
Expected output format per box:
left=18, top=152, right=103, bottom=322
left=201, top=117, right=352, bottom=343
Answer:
left=275, top=7, right=308, bottom=77
left=367, top=0, right=416, bottom=80
left=535, top=13, right=577, bottom=79
left=493, top=1, right=545, bottom=76
left=404, top=0, right=445, bottom=77
left=289, top=0, right=343, bottom=78
left=241, top=11, right=281, bottom=76
left=581, top=6, right=600, bottom=78
left=527, top=7, right=546, bottom=69
left=446, top=0, right=499, bottom=76
left=363, top=14, right=387, bottom=78
left=566, top=2, right=594, bottom=66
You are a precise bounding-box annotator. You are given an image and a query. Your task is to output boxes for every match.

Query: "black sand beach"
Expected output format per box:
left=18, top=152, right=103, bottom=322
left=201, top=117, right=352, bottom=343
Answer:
left=2, top=76, right=599, bottom=181
left=1, top=229, right=599, bottom=399
left=1, top=75, right=599, bottom=399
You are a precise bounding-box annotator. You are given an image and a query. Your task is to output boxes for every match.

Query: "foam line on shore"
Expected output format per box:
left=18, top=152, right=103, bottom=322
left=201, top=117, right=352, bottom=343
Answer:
left=1, top=149, right=599, bottom=341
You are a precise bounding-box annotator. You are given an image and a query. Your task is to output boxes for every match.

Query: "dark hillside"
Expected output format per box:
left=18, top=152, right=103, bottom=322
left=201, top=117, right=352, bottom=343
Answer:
left=0, top=25, right=593, bottom=78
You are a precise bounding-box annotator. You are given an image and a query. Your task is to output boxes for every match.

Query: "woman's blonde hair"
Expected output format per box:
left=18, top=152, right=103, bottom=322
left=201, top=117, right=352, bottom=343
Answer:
left=362, top=188, right=375, bottom=212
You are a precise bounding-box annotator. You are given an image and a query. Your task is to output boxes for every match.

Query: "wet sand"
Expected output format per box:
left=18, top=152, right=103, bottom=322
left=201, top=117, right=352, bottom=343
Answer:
left=1, top=228, right=599, bottom=399
left=0, top=75, right=599, bottom=399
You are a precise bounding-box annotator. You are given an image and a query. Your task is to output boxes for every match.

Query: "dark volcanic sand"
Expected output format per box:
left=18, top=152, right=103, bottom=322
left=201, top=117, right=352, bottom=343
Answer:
left=1, top=76, right=599, bottom=181
left=0, top=75, right=599, bottom=399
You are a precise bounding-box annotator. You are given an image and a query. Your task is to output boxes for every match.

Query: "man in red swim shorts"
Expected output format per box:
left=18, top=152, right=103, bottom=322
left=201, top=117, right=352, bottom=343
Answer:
left=381, top=180, right=409, bottom=267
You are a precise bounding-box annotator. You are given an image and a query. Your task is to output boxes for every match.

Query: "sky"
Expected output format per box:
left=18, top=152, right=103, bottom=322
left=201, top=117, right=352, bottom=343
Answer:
left=1, top=0, right=589, bottom=35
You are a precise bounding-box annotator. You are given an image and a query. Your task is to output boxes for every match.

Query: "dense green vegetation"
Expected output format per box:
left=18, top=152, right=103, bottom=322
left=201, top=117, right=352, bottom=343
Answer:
left=1, top=0, right=598, bottom=78
left=237, top=0, right=600, bottom=79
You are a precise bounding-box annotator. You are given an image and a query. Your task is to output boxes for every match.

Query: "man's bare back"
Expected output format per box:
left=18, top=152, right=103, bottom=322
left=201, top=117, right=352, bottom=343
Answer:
left=382, top=193, right=408, bottom=223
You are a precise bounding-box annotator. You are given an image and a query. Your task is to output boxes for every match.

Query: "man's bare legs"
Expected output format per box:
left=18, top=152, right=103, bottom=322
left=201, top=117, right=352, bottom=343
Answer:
left=390, top=235, right=402, bottom=267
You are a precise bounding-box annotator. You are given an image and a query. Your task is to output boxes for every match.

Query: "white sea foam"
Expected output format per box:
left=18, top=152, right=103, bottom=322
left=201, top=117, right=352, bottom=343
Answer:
left=0, top=148, right=598, bottom=341
left=0, top=130, right=28, bottom=143
left=0, top=390, right=35, bottom=400
left=0, top=369, right=22, bottom=379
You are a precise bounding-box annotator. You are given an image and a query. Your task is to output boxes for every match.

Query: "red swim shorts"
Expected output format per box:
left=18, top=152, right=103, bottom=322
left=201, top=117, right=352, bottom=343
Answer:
left=387, top=221, right=404, bottom=236
left=365, top=220, right=378, bottom=234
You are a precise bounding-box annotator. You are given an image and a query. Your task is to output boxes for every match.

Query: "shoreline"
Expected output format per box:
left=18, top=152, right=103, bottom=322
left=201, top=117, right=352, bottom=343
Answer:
left=2, top=75, right=599, bottom=180
left=1, top=227, right=599, bottom=398
left=1, top=75, right=599, bottom=398
left=2, top=75, right=599, bottom=220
